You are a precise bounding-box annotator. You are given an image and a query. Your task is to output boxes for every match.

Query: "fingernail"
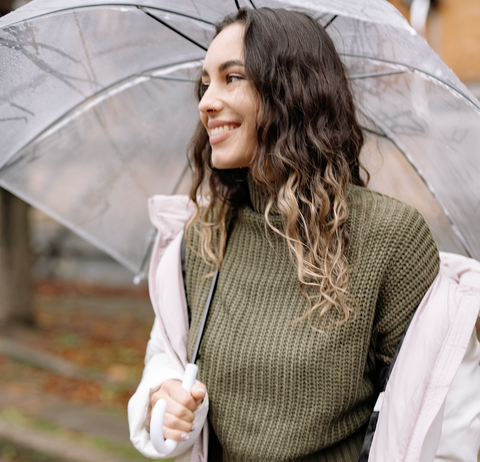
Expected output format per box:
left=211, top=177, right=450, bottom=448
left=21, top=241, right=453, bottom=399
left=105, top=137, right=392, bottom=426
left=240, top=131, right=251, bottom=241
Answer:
left=197, top=388, right=206, bottom=396
left=181, top=433, right=190, bottom=441
left=190, top=424, right=195, bottom=432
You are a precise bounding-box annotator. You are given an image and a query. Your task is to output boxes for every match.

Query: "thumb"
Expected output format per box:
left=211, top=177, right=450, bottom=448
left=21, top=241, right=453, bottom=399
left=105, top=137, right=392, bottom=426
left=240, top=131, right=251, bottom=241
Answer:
left=190, top=383, right=206, bottom=404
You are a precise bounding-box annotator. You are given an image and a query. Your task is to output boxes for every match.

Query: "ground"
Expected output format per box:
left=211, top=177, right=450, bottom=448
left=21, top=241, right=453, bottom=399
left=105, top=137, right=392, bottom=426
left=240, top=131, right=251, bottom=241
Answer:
left=1, top=280, right=479, bottom=461
left=0, top=281, right=163, bottom=462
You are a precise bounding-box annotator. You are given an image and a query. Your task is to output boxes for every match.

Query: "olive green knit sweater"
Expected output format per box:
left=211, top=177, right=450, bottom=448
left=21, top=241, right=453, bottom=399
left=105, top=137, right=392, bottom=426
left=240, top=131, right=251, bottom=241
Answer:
left=186, top=180, right=440, bottom=462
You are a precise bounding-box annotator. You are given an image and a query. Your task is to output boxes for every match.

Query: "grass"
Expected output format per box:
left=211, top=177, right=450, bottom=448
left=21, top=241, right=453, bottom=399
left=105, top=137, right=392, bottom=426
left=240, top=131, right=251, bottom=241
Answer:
left=0, top=409, right=152, bottom=462
left=0, top=439, right=60, bottom=462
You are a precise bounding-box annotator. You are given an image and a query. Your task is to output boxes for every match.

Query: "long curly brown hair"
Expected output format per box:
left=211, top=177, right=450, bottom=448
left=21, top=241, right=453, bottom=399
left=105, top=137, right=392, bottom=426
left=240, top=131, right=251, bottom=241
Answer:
left=186, top=7, right=368, bottom=328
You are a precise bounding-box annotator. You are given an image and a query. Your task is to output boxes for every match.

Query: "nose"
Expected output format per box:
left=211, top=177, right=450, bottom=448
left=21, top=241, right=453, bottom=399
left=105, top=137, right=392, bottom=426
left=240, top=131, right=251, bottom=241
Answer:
left=198, top=86, right=222, bottom=115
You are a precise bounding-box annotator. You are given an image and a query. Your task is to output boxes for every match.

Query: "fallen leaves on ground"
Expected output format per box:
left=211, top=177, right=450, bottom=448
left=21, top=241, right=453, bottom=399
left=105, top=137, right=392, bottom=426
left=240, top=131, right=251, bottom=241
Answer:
left=2, top=280, right=154, bottom=412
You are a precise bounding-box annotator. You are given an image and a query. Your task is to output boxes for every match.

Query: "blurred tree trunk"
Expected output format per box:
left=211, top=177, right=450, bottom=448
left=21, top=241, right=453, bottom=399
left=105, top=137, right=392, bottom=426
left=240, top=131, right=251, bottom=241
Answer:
left=0, top=1, right=34, bottom=327
left=0, top=189, right=34, bottom=326
left=0, top=0, right=14, bottom=17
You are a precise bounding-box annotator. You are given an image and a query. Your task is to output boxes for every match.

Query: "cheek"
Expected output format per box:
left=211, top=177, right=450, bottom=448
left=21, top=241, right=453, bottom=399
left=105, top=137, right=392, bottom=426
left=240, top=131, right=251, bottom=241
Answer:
left=245, top=108, right=259, bottom=146
left=199, top=113, right=208, bottom=131
left=244, top=97, right=261, bottom=138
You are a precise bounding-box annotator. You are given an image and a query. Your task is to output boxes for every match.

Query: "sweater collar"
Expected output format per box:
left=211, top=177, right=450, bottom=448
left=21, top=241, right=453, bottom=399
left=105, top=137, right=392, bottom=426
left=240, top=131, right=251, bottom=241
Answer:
left=247, top=174, right=279, bottom=215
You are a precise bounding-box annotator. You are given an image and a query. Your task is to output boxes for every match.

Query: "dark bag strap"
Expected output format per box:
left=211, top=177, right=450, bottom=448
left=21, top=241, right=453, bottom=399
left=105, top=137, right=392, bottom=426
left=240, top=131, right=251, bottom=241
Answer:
left=181, top=232, right=221, bottom=365
left=358, top=319, right=412, bottom=461
left=180, top=234, right=191, bottom=327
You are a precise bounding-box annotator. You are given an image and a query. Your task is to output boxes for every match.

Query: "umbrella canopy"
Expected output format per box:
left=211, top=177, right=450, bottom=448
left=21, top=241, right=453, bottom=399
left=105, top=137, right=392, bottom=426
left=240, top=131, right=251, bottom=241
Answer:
left=0, top=0, right=479, bottom=278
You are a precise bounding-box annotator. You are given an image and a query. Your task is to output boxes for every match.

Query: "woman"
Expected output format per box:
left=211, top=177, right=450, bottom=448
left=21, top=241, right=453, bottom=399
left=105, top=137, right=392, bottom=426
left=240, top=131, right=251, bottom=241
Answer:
left=129, top=7, right=440, bottom=461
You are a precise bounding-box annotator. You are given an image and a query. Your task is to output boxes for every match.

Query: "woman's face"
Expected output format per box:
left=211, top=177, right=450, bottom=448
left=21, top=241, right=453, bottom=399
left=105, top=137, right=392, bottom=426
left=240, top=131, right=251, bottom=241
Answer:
left=199, top=23, right=258, bottom=170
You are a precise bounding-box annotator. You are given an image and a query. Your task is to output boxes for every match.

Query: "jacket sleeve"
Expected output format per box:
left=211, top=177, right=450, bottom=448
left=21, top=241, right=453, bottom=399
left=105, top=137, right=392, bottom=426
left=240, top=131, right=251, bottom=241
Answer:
left=128, top=316, right=209, bottom=459
left=434, top=253, right=480, bottom=461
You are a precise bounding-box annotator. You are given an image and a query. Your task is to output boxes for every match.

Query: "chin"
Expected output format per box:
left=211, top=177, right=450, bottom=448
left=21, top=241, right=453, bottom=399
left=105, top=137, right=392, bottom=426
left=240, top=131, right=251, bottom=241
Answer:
left=211, top=150, right=245, bottom=170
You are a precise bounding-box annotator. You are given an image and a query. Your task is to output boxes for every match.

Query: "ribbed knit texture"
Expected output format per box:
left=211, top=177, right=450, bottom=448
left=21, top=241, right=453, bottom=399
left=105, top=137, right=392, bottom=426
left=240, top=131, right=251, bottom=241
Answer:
left=186, top=179, right=440, bottom=462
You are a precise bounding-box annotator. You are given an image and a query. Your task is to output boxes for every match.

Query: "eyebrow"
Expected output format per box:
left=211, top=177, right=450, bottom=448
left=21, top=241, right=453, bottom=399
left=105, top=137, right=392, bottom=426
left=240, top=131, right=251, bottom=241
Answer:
left=202, top=59, right=245, bottom=77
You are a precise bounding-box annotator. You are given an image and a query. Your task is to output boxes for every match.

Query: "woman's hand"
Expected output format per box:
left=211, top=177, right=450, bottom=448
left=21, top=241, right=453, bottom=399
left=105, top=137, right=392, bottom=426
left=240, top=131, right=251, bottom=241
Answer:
left=150, top=379, right=206, bottom=442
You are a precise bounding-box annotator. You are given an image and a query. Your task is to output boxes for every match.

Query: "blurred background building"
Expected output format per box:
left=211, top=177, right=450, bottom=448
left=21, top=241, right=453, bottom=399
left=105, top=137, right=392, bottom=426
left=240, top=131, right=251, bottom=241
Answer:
left=389, top=0, right=480, bottom=94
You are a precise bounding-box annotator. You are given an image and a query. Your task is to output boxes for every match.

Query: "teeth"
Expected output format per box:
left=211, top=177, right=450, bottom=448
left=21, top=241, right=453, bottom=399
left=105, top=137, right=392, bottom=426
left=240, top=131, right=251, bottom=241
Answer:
left=211, top=125, right=236, bottom=136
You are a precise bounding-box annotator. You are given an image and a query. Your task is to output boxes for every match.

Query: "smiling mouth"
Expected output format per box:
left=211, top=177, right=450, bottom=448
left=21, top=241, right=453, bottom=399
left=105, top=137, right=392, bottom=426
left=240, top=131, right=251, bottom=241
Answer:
left=210, top=124, right=238, bottom=136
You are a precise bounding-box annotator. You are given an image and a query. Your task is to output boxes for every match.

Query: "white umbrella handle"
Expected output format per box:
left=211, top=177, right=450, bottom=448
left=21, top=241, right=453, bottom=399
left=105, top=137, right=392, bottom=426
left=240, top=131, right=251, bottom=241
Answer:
left=150, top=363, right=198, bottom=455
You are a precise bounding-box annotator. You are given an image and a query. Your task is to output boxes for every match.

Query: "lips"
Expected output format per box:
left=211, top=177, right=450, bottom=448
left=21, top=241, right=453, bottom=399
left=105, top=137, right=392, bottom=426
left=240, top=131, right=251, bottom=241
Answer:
left=207, top=119, right=240, bottom=129
left=210, top=124, right=237, bottom=136
left=208, top=120, right=240, bottom=145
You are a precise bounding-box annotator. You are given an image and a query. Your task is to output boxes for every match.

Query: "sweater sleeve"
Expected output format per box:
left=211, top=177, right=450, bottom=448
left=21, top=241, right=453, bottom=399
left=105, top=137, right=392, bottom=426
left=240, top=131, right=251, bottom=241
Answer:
left=373, top=206, right=440, bottom=366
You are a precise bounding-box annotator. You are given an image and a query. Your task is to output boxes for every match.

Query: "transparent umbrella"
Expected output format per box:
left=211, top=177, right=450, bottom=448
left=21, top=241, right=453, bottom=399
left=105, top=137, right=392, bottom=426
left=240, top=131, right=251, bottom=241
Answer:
left=0, top=0, right=479, bottom=282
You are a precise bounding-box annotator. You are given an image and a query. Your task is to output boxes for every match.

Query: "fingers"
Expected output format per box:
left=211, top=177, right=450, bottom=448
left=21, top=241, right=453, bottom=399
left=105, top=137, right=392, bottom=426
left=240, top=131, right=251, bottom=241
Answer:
left=162, top=427, right=193, bottom=441
left=150, top=379, right=205, bottom=441
left=162, top=411, right=194, bottom=441
left=152, top=380, right=197, bottom=411
left=170, top=387, right=198, bottom=413
left=190, top=383, right=207, bottom=404
left=162, top=394, right=195, bottom=423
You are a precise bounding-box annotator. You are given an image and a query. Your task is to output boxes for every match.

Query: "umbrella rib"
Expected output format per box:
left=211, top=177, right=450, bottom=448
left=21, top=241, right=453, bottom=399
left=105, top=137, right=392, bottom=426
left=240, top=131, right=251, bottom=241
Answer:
left=0, top=117, right=28, bottom=123
left=234, top=0, right=240, bottom=10
left=133, top=227, right=157, bottom=284
left=0, top=58, right=203, bottom=172
left=0, top=4, right=215, bottom=28
left=361, top=126, right=388, bottom=138
left=357, top=108, right=388, bottom=137
left=141, top=59, right=204, bottom=78
left=324, top=15, right=338, bottom=30
left=138, top=7, right=208, bottom=51
left=147, top=76, right=196, bottom=82
left=342, top=53, right=480, bottom=112
left=248, top=0, right=257, bottom=8
left=349, top=70, right=407, bottom=80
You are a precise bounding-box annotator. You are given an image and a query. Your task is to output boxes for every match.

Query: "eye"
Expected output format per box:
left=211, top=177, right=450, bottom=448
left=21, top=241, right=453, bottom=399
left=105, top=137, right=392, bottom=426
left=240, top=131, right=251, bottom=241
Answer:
left=200, top=82, right=209, bottom=97
left=227, top=74, right=243, bottom=84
